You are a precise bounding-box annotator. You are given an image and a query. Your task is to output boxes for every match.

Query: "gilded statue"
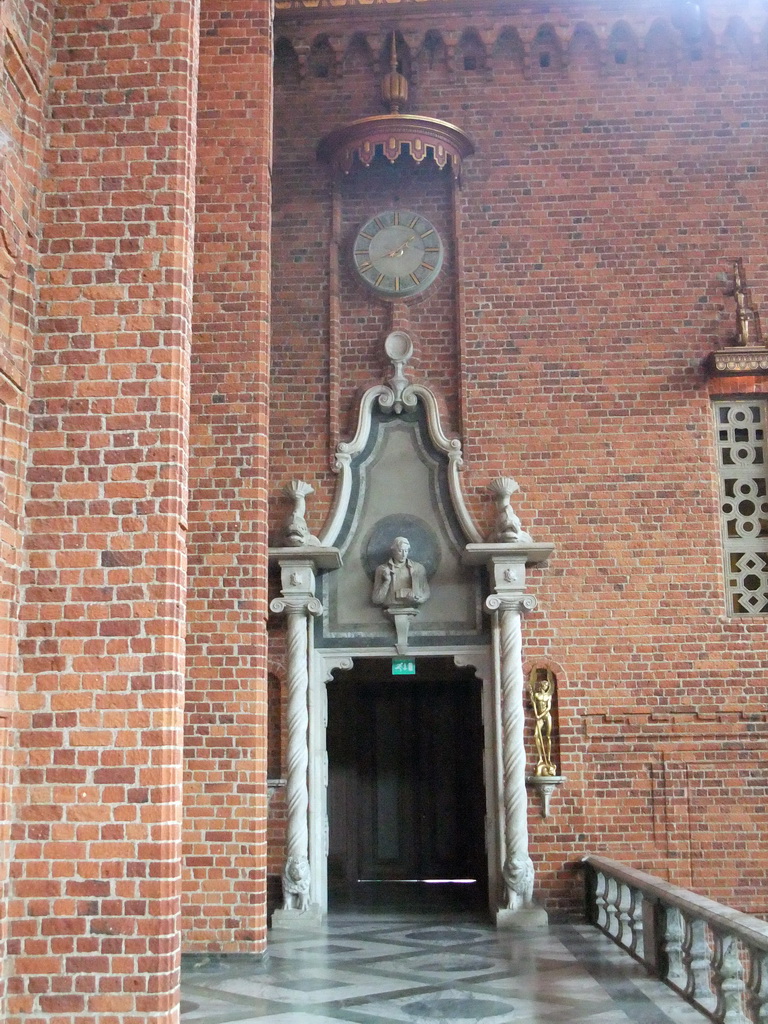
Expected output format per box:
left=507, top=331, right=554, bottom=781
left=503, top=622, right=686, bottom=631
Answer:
left=528, top=668, right=557, bottom=777
left=733, top=258, right=763, bottom=348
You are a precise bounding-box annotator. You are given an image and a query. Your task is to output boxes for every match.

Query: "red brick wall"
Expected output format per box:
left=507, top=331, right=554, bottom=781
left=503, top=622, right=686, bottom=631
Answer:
left=0, top=1, right=55, bottom=1016
left=271, top=4, right=768, bottom=916
left=183, top=0, right=272, bottom=954
left=574, top=717, right=768, bottom=910
left=11, top=1, right=199, bottom=1020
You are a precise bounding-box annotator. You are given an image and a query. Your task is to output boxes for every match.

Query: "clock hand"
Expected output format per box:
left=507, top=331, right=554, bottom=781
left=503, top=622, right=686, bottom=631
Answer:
left=384, top=234, right=416, bottom=259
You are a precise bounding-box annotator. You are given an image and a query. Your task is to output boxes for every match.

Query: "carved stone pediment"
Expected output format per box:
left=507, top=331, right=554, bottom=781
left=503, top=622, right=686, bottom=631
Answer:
left=315, top=331, right=487, bottom=651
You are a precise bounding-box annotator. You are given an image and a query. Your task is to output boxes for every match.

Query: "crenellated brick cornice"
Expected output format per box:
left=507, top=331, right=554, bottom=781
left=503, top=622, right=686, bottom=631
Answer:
left=275, top=0, right=767, bottom=28
left=274, top=0, right=768, bottom=80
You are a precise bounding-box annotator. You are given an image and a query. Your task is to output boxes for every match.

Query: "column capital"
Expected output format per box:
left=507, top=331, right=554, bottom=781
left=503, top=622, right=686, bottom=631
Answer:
left=465, top=541, right=553, bottom=611
left=485, top=593, right=538, bottom=615
left=270, top=595, right=323, bottom=617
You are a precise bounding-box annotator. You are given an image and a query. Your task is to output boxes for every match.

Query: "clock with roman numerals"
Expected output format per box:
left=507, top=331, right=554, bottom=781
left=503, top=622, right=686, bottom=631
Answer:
left=352, top=209, right=444, bottom=299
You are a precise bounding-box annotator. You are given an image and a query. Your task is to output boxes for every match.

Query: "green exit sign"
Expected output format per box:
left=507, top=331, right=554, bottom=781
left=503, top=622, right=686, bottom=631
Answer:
left=392, top=658, right=416, bottom=676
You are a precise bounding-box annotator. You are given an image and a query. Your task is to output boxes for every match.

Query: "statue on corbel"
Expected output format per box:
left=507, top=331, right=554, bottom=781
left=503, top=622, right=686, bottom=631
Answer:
left=526, top=666, right=565, bottom=818
left=732, top=257, right=763, bottom=348
left=529, top=667, right=557, bottom=777
left=708, top=259, right=768, bottom=376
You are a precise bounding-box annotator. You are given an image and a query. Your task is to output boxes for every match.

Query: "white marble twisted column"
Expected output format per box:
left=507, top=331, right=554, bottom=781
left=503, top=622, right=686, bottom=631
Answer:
left=270, top=593, right=322, bottom=912
left=463, top=538, right=553, bottom=928
left=486, top=591, right=538, bottom=911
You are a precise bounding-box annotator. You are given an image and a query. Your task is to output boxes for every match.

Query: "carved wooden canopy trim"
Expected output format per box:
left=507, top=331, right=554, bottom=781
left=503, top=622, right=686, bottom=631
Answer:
left=317, top=113, right=474, bottom=179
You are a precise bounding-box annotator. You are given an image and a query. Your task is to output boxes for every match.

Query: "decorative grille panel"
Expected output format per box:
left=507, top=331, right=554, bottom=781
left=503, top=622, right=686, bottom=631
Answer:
left=714, top=400, right=768, bottom=615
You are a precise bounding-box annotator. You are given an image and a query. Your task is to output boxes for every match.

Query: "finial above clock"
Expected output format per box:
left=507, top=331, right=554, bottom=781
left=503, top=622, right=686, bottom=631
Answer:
left=382, top=32, right=408, bottom=114
left=316, top=30, right=474, bottom=180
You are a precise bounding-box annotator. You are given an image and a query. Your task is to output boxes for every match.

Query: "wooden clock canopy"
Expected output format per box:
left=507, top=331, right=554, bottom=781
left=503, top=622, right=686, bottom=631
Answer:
left=316, top=31, right=474, bottom=179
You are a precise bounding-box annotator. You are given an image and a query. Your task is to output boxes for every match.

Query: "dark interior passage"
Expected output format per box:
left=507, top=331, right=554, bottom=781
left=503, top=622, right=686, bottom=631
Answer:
left=327, top=656, right=487, bottom=911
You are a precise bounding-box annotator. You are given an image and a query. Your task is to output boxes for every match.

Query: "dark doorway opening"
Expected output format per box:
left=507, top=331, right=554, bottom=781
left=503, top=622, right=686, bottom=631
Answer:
left=327, top=656, right=487, bottom=912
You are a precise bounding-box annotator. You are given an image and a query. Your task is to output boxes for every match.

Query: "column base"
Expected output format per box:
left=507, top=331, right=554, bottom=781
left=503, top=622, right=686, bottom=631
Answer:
left=495, top=904, right=549, bottom=930
left=271, top=905, right=325, bottom=931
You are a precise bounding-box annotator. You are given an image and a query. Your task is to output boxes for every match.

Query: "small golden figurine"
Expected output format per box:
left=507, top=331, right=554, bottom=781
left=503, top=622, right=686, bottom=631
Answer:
left=733, top=258, right=763, bottom=347
left=528, top=668, right=558, bottom=777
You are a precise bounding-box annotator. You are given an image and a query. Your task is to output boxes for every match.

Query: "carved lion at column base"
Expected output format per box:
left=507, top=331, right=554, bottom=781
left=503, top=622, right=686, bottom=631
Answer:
left=282, top=855, right=311, bottom=911
left=503, top=853, right=534, bottom=910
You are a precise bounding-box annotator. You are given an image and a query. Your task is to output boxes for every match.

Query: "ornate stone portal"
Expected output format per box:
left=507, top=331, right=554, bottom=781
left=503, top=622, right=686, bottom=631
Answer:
left=269, top=333, right=554, bottom=931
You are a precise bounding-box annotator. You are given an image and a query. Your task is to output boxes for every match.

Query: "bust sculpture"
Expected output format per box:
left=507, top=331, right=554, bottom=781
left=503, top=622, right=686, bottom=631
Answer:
left=371, top=536, right=430, bottom=608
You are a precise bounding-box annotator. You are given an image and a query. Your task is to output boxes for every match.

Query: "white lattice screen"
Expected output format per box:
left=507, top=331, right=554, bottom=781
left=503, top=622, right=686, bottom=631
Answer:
left=714, top=400, right=768, bottom=615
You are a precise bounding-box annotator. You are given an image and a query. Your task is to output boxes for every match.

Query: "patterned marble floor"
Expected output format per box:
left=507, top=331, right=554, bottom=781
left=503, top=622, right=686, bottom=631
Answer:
left=181, top=913, right=708, bottom=1024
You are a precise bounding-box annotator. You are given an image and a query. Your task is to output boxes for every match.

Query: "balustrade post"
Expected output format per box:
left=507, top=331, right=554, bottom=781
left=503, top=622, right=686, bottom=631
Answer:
left=712, top=931, right=749, bottom=1024
left=747, top=950, right=768, bottom=1024
left=683, top=915, right=716, bottom=1013
left=606, top=877, right=620, bottom=940
left=617, top=882, right=633, bottom=949
left=664, top=905, right=686, bottom=987
left=593, top=869, right=608, bottom=930
left=628, top=886, right=644, bottom=960
left=641, top=893, right=663, bottom=975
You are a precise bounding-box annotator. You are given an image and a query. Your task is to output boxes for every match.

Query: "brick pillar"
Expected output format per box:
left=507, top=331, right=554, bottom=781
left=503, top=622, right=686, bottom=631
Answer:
left=183, top=0, right=272, bottom=953
left=11, top=1, right=199, bottom=1020
left=0, top=3, right=56, bottom=1018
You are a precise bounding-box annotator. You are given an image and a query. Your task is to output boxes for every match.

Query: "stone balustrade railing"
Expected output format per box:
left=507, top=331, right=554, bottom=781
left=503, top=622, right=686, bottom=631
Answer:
left=582, top=855, right=768, bottom=1024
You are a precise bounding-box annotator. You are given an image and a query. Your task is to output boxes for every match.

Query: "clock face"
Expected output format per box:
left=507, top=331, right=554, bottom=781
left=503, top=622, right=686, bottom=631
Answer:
left=353, top=210, right=444, bottom=299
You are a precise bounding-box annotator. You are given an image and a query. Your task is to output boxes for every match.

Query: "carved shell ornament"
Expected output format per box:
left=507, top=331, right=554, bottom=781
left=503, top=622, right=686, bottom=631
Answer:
left=487, top=477, right=533, bottom=544
left=281, top=479, right=321, bottom=547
